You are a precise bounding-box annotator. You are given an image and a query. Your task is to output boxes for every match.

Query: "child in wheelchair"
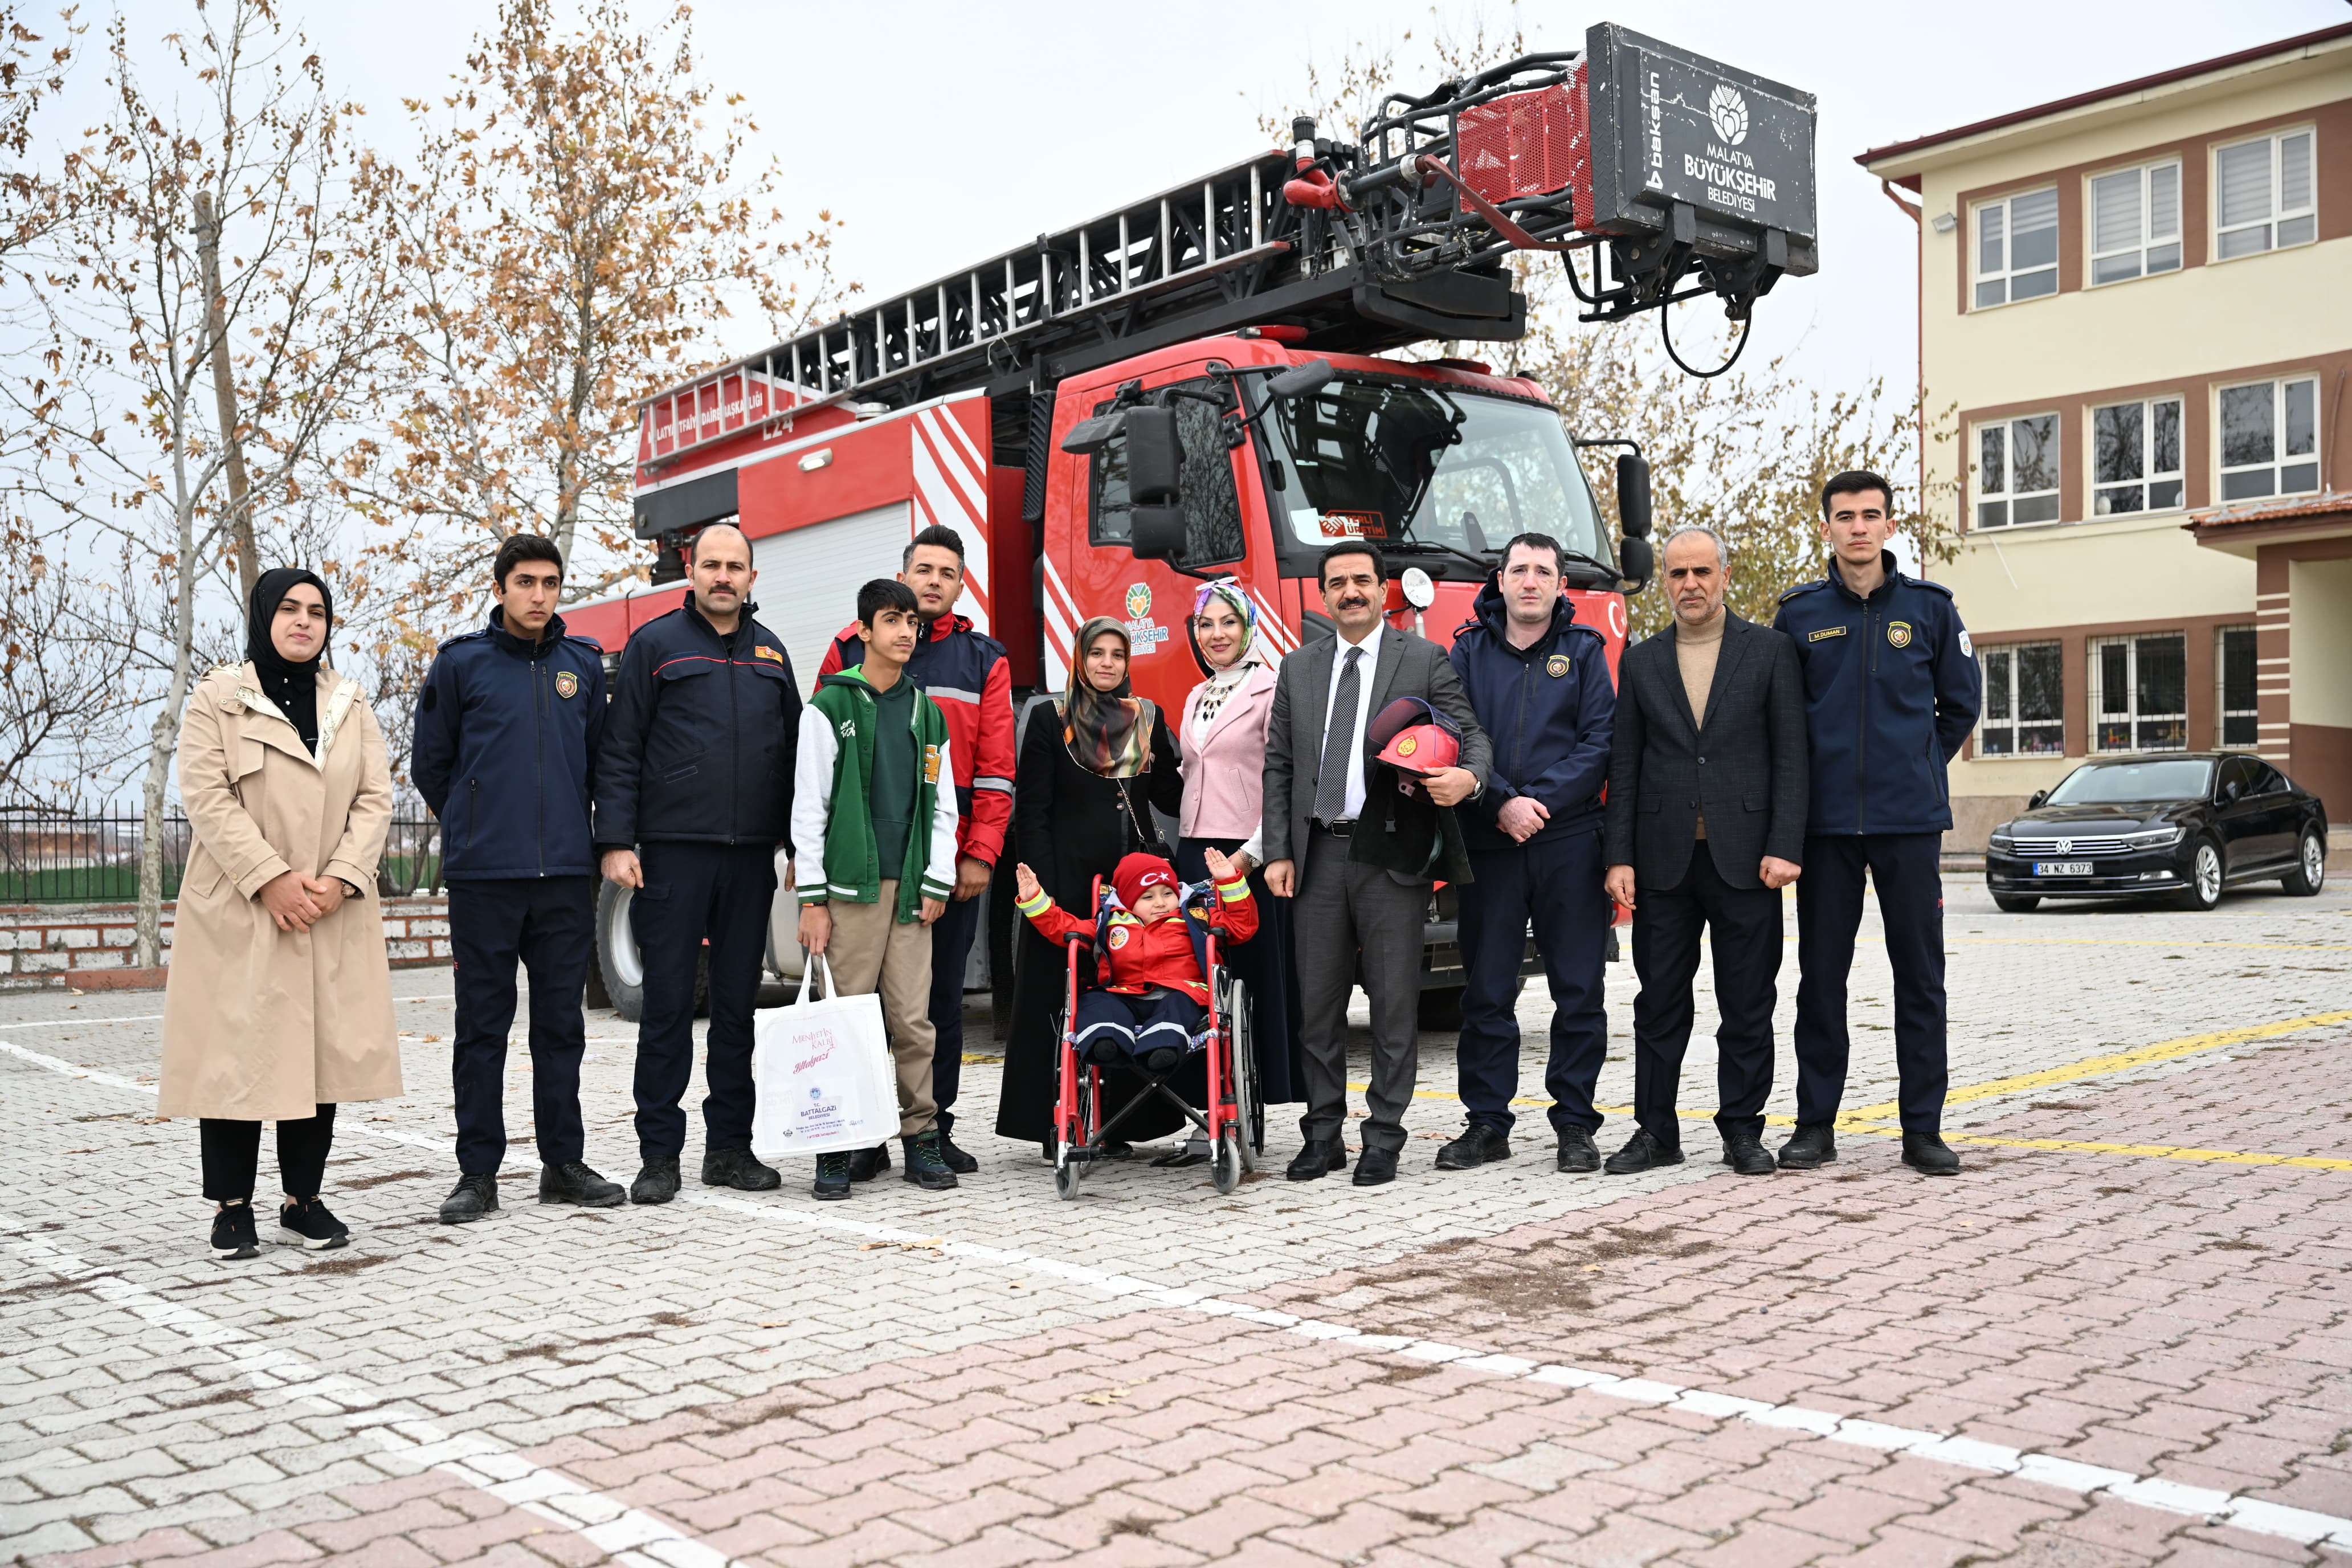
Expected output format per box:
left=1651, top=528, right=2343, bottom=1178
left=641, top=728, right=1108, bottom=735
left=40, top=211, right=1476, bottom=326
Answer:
left=1011, top=848, right=1257, bottom=1075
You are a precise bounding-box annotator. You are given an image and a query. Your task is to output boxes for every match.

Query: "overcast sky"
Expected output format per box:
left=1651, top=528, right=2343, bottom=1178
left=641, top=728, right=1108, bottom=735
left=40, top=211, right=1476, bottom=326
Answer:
left=224, top=0, right=2337, bottom=402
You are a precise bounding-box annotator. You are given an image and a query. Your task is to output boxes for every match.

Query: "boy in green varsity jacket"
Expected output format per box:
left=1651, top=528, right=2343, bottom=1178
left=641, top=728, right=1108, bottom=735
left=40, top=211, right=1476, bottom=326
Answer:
left=790, top=579, right=961, bottom=1200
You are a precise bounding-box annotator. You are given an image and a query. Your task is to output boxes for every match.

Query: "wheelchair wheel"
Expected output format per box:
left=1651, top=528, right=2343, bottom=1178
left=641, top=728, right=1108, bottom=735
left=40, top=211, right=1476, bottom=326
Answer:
left=1223, top=975, right=1262, bottom=1171
left=1054, top=1056, right=1091, bottom=1203
left=1212, top=1127, right=1243, bottom=1194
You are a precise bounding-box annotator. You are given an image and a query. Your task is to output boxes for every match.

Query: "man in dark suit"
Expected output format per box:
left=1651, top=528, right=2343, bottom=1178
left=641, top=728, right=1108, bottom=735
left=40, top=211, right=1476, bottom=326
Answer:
left=1263, top=541, right=1492, bottom=1188
left=1602, top=524, right=1807, bottom=1177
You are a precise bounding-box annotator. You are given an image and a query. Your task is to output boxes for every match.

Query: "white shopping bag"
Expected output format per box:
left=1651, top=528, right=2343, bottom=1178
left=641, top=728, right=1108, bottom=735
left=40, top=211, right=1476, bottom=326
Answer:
left=750, top=955, right=900, bottom=1159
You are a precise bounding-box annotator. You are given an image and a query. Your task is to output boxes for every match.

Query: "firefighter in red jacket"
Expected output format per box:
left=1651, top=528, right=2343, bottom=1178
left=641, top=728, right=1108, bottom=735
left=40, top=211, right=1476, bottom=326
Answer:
left=815, top=524, right=1015, bottom=1177
left=1013, top=850, right=1258, bottom=1071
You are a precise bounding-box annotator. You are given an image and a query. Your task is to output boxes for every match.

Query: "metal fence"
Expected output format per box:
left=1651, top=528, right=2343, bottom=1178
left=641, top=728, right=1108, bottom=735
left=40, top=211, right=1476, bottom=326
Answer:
left=0, top=811, right=444, bottom=904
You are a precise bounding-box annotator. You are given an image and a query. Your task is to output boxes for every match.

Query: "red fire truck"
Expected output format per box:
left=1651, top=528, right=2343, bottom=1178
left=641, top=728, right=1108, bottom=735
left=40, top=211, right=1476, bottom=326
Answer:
left=567, top=26, right=1818, bottom=1017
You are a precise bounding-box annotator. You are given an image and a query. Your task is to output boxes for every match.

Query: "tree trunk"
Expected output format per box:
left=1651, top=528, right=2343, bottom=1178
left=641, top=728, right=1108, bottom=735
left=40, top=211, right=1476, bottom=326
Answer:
left=193, top=191, right=257, bottom=601
left=134, top=488, right=205, bottom=971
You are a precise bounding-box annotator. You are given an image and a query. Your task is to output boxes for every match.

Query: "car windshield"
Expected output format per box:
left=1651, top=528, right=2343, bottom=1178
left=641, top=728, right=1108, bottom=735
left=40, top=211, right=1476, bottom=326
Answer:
left=1259, top=375, right=1613, bottom=573
left=2043, top=759, right=2214, bottom=805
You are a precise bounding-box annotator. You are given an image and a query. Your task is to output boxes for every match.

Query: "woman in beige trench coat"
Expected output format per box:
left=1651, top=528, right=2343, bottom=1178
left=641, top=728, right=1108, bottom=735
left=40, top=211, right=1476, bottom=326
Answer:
left=158, top=568, right=401, bottom=1260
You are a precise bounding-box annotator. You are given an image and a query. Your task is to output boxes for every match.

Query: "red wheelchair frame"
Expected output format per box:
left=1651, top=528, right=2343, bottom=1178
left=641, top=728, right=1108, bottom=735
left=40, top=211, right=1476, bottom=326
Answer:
left=1051, top=875, right=1263, bottom=1198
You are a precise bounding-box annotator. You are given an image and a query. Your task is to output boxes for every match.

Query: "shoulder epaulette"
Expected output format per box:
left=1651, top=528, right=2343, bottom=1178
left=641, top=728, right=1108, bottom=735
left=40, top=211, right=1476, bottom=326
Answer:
left=1778, top=578, right=1829, bottom=603
left=1904, top=575, right=1955, bottom=600
left=563, top=631, right=605, bottom=651
left=442, top=626, right=493, bottom=646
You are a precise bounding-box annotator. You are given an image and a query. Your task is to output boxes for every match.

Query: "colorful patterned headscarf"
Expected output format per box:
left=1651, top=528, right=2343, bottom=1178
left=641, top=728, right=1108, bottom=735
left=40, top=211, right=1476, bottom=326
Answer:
left=1061, top=616, right=1158, bottom=779
left=1186, top=577, right=1260, bottom=726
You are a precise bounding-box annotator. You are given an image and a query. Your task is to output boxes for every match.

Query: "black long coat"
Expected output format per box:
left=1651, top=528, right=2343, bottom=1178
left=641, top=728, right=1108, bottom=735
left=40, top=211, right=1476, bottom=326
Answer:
left=994, top=704, right=1185, bottom=1145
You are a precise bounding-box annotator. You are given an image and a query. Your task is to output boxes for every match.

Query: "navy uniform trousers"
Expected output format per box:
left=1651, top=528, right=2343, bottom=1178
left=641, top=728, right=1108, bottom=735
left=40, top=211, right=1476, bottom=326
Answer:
left=449, top=876, right=595, bottom=1177
left=631, top=842, right=778, bottom=1160
left=1792, top=832, right=1949, bottom=1133
left=926, top=891, right=981, bottom=1135
left=1456, top=826, right=1610, bottom=1137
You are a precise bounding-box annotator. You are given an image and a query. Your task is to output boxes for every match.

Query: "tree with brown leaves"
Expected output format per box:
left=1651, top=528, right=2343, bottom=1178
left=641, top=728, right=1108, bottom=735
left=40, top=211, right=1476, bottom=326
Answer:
left=360, top=0, right=846, bottom=623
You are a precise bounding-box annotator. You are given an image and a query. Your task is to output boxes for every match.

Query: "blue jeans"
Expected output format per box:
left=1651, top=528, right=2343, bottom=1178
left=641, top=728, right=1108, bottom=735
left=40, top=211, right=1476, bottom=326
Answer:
left=1455, top=827, right=1611, bottom=1136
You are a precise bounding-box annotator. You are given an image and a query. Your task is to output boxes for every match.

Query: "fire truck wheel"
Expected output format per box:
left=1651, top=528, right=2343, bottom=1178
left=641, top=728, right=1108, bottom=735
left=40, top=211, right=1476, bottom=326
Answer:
left=591, top=880, right=709, bottom=1020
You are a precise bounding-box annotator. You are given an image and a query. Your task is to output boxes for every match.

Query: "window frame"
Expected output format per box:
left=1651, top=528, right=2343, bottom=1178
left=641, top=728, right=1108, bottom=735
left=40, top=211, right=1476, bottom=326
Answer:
left=1975, top=640, right=2066, bottom=759
left=1973, top=412, right=2063, bottom=531
left=2088, top=631, right=2189, bottom=756
left=2215, top=624, right=2258, bottom=750
left=2216, top=375, right=2322, bottom=503
left=2089, top=394, right=2185, bottom=517
left=1971, top=186, right=2061, bottom=310
left=2086, top=158, right=2183, bottom=287
left=2212, top=126, right=2317, bottom=262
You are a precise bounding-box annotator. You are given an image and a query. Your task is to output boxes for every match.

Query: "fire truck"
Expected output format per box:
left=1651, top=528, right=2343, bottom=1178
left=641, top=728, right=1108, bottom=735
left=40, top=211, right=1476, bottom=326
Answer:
left=565, top=24, right=1819, bottom=1019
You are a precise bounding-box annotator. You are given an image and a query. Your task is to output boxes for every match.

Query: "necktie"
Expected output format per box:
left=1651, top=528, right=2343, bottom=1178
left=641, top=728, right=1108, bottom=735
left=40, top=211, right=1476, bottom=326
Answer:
left=1314, top=645, right=1363, bottom=825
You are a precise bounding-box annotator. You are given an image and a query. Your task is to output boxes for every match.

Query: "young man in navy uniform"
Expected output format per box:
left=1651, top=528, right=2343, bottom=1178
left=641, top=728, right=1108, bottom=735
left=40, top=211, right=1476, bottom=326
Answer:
left=1772, top=471, right=1981, bottom=1175
left=414, top=533, right=625, bottom=1222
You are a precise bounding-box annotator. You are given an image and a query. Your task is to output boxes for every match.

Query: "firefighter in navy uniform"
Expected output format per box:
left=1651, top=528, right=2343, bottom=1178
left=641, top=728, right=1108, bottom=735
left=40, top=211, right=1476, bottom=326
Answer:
left=413, top=535, right=623, bottom=1223
left=595, top=522, right=803, bottom=1206
left=1771, top=471, right=1981, bottom=1176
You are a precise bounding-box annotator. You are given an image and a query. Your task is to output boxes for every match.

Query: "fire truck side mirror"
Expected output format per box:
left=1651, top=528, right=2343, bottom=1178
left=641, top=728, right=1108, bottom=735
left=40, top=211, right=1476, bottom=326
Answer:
left=1130, top=505, right=1187, bottom=563
left=1267, top=358, right=1334, bottom=399
left=1615, top=452, right=1653, bottom=538
left=1616, top=534, right=1655, bottom=591
left=1122, top=406, right=1182, bottom=501
left=1060, top=411, right=1125, bottom=455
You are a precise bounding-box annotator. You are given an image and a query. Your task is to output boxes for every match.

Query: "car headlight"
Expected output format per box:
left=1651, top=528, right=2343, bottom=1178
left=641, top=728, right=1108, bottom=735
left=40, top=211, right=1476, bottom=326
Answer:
left=2118, top=826, right=2186, bottom=848
left=1988, top=830, right=2015, bottom=851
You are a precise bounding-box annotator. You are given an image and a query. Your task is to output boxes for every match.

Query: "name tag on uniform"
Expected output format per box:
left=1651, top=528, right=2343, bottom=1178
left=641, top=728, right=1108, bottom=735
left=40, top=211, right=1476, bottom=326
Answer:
left=1808, top=626, right=1847, bottom=643
left=754, top=645, right=784, bottom=664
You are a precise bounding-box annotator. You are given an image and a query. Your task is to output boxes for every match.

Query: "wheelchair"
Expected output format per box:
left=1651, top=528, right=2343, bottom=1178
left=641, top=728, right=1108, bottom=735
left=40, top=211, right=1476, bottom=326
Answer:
left=1050, top=876, right=1265, bottom=1198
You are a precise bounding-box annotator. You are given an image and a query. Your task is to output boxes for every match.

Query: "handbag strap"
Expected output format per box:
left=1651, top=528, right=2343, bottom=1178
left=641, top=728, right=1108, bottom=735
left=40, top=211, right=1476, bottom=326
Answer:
left=795, top=950, right=835, bottom=1005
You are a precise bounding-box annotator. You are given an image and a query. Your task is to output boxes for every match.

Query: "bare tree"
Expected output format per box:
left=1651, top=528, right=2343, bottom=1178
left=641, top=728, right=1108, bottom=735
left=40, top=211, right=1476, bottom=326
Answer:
left=4, top=0, right=399, bottom=964
left=357, top=0, right=846, bottom=625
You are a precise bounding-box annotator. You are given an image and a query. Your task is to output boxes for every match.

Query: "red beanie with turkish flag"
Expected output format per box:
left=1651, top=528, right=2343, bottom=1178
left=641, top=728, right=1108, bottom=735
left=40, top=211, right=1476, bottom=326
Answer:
left=1112, top=852, right=1179, bottom=912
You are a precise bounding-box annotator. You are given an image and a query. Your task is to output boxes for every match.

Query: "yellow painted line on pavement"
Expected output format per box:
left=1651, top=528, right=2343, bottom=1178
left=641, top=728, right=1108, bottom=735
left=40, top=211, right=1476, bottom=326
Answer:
left=1839, top=1008, right=2352, bottom=1122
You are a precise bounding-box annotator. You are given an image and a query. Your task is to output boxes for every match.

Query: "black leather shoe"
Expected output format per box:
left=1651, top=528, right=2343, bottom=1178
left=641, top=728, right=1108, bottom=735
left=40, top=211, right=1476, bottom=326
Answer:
left=1603, top=1129, right=1683, bottom=1174
left=1555, top=1127, right=1600, bottom=1173
left=700, top=1146, right=781, bottom=1191
left=439, top=1173, right=499, bottom=1224
left=630, top=1157, right=681, bottom=1205
left=1285, top=1138, right=1347, bottom=1181
left=1721, top=1134, right=1775, bottom=1175
left=847, top=1144, right=892, bottom=1182
left=539, top=1161, right=625, bottom=1207
left=1777, top=1124, right=1837, bottom=1170
left=1902, top=1132, right=1961, bottom=1176
left=1434, top=1123, right=1510, bottom=1170
left=935, top=1131, right=979, bottom=1175
left=1351, top=1146, right=1399, bottom=1187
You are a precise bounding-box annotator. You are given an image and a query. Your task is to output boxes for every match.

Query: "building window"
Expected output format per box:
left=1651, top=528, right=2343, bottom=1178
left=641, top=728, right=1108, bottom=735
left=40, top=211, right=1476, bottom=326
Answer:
left=2091, top=397, right=2183, bottom=516
left=2216, top=626, right=2257, bottom=748
left=2215, top=129, right=2315, bottom=260
left=2090, top=632, right=2187, bottom=753
left=1978, top=642, right=2064, bottom=757
left=2089, top=161, right=2182, bottom=285
left=2219, top=376, right=2320, bottom=501
left=1973, top=187, right=2059, bottom=308
left=1975, top=414, right=2060, bottom=529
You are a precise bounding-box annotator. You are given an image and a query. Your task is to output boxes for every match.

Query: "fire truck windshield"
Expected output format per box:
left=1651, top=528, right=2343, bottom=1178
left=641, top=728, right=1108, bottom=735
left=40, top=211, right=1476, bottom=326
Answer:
left=1260, top=375, right=1614, bottom=577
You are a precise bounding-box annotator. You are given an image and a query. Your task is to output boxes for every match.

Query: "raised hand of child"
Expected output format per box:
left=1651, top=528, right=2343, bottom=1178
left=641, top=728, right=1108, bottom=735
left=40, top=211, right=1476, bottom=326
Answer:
left=1014, top=862, right=1041, bottom=903
left=1202, top=847, right=1236, bottom=883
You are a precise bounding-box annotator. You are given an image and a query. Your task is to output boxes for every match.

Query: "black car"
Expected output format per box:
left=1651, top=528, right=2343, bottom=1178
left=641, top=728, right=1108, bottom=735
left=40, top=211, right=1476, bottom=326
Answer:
left=1984, top=753, right=2328, bottom=912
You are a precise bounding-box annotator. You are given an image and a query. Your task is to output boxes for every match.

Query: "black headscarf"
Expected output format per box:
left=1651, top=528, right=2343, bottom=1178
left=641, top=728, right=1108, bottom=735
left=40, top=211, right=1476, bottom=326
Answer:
left=246, top=567, right=332, bottom=753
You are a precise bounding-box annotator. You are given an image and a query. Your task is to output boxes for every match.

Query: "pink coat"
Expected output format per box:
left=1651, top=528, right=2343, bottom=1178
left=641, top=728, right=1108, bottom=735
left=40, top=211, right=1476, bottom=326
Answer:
left=1178, top=662, right=1277, bottom=847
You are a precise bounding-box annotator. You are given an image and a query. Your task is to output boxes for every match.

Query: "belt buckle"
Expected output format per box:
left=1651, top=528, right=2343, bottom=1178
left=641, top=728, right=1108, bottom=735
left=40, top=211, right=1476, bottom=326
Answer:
left=1320, top=818, right=1355, bottom=839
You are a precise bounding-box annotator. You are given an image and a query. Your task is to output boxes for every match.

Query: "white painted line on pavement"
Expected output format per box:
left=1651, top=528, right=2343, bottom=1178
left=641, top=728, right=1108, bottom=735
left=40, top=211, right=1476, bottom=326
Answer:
left=15, top=1042, right=2349, bottom=1554
left=2, top=1216, right=738, bottom=1568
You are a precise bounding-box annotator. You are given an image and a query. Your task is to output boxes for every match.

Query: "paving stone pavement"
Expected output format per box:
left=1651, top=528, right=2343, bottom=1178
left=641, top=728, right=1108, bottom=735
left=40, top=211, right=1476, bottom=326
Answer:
left=3, top=877, right=2349, bottom=1566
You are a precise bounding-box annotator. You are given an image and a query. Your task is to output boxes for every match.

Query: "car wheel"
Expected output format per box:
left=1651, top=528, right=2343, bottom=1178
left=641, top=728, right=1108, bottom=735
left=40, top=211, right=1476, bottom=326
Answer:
left=2281, top=831, right=2327, bottom=897
left=2175, top=837, right=2224, bottom=911
left=1991, top=893, right=2040, bottom=913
